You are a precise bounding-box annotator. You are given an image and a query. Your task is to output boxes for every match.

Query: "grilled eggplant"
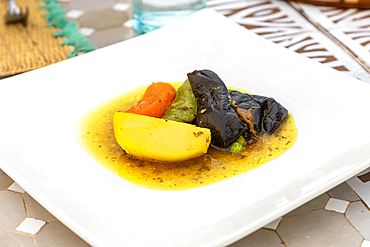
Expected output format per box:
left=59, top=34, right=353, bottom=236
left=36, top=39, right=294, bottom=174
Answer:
left=188, top=69, right=289, bottom=149
left=229, top=90, right=288, bottom=135
left=187, top=70, right=246, bottom=148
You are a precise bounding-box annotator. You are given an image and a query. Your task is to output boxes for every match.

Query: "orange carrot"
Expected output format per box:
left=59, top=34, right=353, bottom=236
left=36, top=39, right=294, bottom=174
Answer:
left=125, top=82, right=177, bottom=118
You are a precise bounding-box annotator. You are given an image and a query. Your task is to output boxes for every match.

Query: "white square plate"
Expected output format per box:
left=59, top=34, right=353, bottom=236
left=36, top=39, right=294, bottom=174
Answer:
left=1, top=9, right=370, bottom=247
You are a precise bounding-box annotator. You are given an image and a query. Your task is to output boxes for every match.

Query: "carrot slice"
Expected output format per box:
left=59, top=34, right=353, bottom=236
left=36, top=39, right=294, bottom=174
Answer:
left=125, top=82, right=177, bottom=118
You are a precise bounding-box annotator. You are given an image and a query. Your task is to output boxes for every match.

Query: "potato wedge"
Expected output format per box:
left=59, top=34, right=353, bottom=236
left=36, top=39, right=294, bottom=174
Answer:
left=113, top=112, right=211, bottom=162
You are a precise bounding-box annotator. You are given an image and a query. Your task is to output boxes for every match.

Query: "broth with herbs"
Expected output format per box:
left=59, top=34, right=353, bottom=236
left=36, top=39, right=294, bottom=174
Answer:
left=78, top=81, right=297, bottom=191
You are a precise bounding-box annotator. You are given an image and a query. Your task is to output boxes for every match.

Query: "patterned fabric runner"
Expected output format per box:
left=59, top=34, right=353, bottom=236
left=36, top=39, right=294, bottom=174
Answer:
left=295, top=0, right=370, bottom=9
left=208, top=0, right=370, bottom=82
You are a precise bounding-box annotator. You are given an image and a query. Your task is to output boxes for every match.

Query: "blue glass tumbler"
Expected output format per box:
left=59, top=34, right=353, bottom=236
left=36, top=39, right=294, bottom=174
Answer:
left=132, top=0, right=206, bottom=34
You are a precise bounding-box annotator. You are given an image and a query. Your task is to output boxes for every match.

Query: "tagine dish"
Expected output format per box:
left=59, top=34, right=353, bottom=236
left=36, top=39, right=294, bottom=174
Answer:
left=78, top=70, right=298, bottom=190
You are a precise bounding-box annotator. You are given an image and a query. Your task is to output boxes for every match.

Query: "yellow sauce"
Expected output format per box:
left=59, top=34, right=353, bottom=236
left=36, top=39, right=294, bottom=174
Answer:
left=77, top=83, right=298, bottom=191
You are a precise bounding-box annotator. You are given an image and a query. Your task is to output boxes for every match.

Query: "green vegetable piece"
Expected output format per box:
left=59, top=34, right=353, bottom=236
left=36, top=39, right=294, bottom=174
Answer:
left=230, top=136, right=246, bottom=153
left=162, top=79, right=197, bottom=123
left=236, top=135, right=246, bottom=145
left=230, top=142, right=243, bottom=153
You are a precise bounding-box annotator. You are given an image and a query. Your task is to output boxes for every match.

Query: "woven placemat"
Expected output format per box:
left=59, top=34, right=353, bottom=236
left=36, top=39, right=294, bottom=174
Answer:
left=294, top=0, right=370, bottom=8
left=0, top=0, right=72, bottom=77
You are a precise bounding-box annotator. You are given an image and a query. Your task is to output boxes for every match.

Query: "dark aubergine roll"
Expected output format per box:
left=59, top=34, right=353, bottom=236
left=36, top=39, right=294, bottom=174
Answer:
left=229, top=90, right=288, bottom=135
left=187, top=70, right=246, bottom=148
